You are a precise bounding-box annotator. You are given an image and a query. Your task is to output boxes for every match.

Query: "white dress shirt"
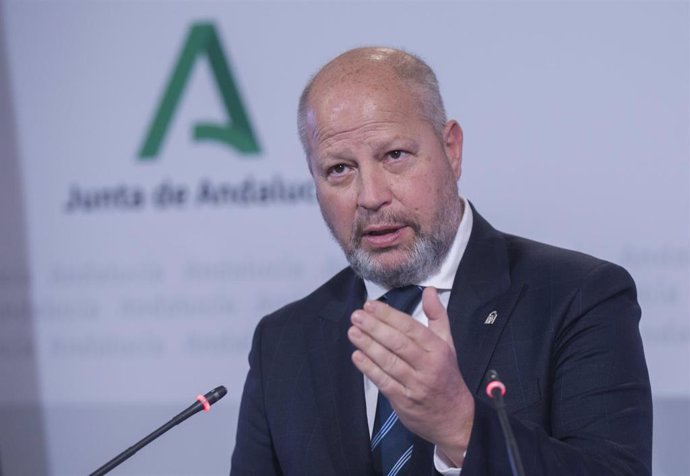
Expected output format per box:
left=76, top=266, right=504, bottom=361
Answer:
left=362, top=196, right=473, bottom=475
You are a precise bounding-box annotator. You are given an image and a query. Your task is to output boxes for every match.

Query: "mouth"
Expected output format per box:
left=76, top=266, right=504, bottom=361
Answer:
left=359, top=224, right=408, bottom=249
left=363, top=225, right=403, bottom=235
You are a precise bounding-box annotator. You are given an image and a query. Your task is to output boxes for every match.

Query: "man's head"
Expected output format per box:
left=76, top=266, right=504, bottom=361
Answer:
left=298, top=47, right=464, bottom=288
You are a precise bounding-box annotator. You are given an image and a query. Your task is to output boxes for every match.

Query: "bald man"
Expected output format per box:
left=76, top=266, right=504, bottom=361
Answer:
left=230, top=48, right=652, bottom=476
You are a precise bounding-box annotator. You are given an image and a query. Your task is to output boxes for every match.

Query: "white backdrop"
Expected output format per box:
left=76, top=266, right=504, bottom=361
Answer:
left=0, top=1, right=688, bottom=475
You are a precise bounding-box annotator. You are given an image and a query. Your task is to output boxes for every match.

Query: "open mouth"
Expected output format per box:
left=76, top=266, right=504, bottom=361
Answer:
left=364, top=226, right=401, bottom=236
left=360, top=225, right=407, bottom=248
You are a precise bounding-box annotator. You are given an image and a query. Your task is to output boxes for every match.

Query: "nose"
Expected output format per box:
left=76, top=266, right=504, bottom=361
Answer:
left=356, top=165, right=392, bottom=211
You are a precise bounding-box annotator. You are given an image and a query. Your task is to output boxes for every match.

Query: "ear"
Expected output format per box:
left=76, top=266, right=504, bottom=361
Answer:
left=442, top=120, right=463, bottom=180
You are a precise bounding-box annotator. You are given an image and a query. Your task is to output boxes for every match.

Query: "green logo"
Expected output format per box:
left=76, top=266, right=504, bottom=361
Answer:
left=139, top=23, right=261, bottom=159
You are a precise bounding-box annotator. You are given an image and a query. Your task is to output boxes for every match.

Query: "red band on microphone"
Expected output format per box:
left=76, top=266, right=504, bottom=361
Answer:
left=486, top=380, right=506, bottom=398
left=196, top=394, right=211, bottom=412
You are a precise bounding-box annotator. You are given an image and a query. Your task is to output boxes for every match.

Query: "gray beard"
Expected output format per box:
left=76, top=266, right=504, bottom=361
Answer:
left=347, top=231, right=452, bottom=288
left=342, top=198, right=462, bottom=289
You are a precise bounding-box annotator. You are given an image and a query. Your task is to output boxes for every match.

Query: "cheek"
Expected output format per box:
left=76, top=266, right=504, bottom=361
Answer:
left=402, top=165, right=455, bottom=219
left=316, top=188, right=356, bottom=233
left=397, top=173, right=435, bottom=213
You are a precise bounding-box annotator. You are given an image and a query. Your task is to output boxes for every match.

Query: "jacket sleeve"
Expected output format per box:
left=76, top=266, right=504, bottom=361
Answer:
left=462, top=262, right=653, bottom=475
left=230, top=319, right=283, bottom=476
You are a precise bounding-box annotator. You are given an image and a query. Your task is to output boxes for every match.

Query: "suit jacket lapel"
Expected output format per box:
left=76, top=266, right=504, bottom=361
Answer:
left=449, top=206, right=526, bottom=395
left=304, top=272, right=375, bottom=476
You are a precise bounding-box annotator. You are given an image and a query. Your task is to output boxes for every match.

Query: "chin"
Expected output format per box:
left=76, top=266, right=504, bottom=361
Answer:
left=363, top=247, right=411, bottom=266
left=348, top=248, right=421, bottom=286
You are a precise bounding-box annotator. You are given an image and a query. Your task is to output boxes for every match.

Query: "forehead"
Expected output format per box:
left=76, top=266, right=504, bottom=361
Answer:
left=307, top=76, right=427, bottom=151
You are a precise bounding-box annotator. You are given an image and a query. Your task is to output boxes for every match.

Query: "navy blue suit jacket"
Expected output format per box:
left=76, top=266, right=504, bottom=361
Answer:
left=230, top=208, right=652, bottom=475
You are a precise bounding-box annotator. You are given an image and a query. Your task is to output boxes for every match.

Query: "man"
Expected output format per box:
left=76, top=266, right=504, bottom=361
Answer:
left=230, top=47, right=652, bottom=475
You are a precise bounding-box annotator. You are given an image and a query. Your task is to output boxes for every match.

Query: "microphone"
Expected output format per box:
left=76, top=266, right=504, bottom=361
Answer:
left=89, top=385, right=227, bottom=476
left=485, top=371, right=525, bottom=476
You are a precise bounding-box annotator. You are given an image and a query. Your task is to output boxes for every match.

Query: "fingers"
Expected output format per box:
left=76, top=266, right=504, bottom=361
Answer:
left=354, top=288, right=453, bottom=352
left=422, top=286, right=446, bottom=322
left=347, top=290, right=452, bottom=392
left=348, top=311, right=420, bottom=387
left=350, top=301, right=432, bottom=363
left=423, top=287, right=456, bottom=351
left=350, top=346, right=406, bottom=397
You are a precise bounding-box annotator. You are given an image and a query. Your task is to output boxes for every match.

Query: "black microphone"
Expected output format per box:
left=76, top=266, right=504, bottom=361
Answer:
left=485, top=371, right=525, bottom=476
left=90, top=385, right=227, bottom=476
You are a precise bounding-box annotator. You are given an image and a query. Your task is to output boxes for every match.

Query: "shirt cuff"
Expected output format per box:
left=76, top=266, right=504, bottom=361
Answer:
left=433, top=446, right=464, bottom=475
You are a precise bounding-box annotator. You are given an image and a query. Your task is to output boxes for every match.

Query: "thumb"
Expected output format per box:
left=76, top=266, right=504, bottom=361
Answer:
left=422, top=287, right=455, bottom=351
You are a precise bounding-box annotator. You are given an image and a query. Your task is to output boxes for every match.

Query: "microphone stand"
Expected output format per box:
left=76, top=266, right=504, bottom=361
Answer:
left=90, top=386, right=227, bottom=476
left=486, top=371, right=525, bottom=476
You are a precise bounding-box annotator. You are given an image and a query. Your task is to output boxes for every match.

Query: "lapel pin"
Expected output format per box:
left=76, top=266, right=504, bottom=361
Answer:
left=484, top=311, right=498, bottom=325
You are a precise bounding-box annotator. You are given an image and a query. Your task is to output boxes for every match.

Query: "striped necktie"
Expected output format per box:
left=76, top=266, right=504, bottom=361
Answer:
left=371, top=285, right=423, bottom=476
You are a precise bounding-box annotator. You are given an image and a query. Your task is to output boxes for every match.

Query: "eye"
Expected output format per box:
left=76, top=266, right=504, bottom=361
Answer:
left=327, top=163, right=349, bottom=176
left=387, top=150, right=406, bottom=160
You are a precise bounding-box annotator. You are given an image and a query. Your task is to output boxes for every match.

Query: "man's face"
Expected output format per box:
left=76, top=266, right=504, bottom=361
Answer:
left=305, top=74, right=463, bottom=288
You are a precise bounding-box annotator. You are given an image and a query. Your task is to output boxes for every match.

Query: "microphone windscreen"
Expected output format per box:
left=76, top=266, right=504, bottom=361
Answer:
left=205, top=386, right=227, bottom=405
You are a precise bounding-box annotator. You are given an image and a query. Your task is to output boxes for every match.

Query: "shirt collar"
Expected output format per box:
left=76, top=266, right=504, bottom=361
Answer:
left=364, top=196, right=473, bottom=300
